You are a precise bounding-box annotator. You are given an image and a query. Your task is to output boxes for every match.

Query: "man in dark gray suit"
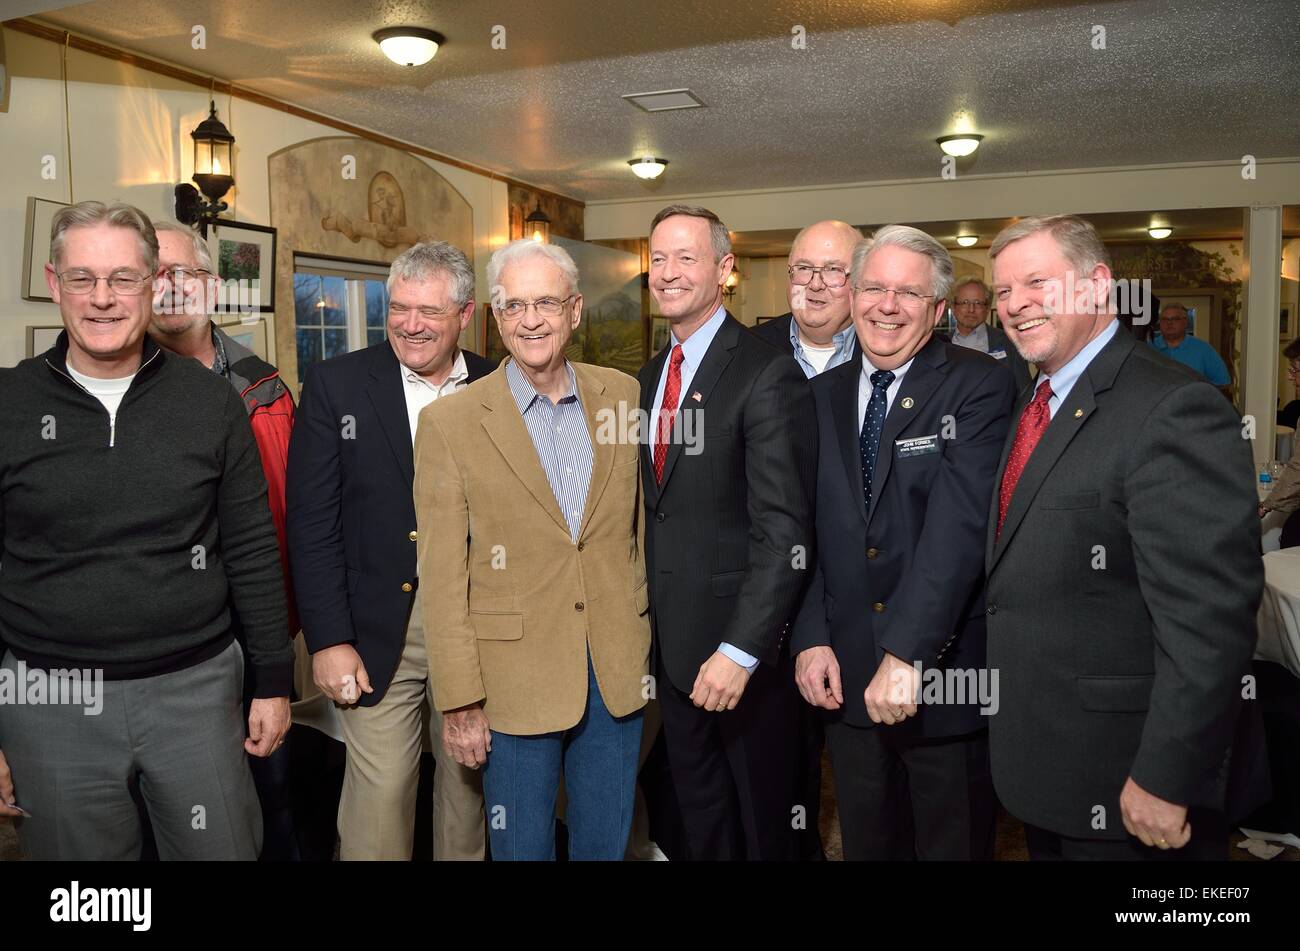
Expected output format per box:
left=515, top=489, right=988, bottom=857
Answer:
left=986, top=214, right=1262, bottom=860
left=950, top=278, right=1031, bottom=395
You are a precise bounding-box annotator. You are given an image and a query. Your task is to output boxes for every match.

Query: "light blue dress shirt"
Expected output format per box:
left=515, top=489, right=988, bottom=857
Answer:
left=651, top=305, right=758, bottom=673
left=1040, top=319, right=1119, bottom=419
left=788, top=318, right=856, bottom=380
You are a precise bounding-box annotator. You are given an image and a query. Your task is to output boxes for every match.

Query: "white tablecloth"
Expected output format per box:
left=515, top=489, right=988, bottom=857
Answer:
left=1256, top=548, right=1300, bottom=679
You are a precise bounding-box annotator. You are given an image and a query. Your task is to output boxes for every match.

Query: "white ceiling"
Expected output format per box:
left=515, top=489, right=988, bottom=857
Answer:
left=27, top=0, right=1300, bottom=202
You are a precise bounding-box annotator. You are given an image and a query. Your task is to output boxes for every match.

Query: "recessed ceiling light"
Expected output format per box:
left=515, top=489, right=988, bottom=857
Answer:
left=937, top=133, right=984, bottom=157
left=373, top=27, right=445, bottom=66
left=956, top=235, right=978, bottom=248
left=628, top=157, right=669, bottom=180
left=1148, top=226, right=1172, bottom=239
left=622, top=89, right=706, bottom=112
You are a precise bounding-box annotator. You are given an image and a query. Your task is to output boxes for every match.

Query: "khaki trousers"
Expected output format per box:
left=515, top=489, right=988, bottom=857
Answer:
left=336, top=591, right=485, bottom=860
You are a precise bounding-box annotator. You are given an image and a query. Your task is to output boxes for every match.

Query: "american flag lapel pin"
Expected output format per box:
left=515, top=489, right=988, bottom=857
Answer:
left=691, top=391, right=702, bottom=402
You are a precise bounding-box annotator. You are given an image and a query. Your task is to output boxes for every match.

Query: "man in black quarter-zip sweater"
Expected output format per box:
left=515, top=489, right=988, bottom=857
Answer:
left=0, top=201, right=292, bottom=860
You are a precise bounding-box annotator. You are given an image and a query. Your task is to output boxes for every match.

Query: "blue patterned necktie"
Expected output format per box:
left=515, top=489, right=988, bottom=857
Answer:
left=860, top=369, right=895, bottom=510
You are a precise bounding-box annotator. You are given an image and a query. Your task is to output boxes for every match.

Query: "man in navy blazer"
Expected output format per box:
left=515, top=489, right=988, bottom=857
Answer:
left=286, top=242, right=494, bottom=860
left=791, top=225, right=1014, bottom=860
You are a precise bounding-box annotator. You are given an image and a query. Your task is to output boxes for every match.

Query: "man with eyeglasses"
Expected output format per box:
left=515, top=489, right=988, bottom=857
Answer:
left=287, top=240, right=493, bottom=860
left=753, top=220, right=862, bottom=376
left=791, top=225, right=1013, bottom=860
left=949, top=278, right=1032, bottom=394
left=0, top=200, right=293, bottom=859
left=1150, top=304, right=1231, bottom=396
left=417, top=239, right=650, bottom=860
left=146, top=220, right=304, bottom=859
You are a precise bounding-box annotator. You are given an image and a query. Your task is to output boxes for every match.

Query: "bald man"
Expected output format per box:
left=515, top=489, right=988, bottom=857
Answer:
left=753, top=220, right=862, bottom=376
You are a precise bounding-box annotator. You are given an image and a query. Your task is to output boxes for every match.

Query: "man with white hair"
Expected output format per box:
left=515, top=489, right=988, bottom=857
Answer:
left=417, top=239, right=650, bottom=860
left=792, top=225, right=1014, bottom=860
left=287, top=240, right=493, bottom=860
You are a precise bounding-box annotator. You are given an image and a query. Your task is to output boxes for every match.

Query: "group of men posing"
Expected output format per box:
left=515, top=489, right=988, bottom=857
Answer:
left=0, top=199, right=1263, bottom=862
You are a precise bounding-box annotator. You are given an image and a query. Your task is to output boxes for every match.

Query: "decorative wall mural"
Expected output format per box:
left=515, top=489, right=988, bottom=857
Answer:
left=321, top=171, right=432, bottom=249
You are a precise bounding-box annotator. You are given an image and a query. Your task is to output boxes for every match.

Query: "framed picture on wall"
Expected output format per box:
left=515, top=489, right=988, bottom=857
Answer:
left=22, top=197, right=69, bottom=302
left=206, top=220, right=276, bottom=312
left=26, top=325, right=62, bottom=357
left=479, top=304, right=508, bottom=364
left=218, top=315, right=270, bottom=361
left=1282, top=307, right=1291, bottom=339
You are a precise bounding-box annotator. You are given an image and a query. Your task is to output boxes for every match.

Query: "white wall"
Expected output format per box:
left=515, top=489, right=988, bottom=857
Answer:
left=0, top=27, right=508, bottom=368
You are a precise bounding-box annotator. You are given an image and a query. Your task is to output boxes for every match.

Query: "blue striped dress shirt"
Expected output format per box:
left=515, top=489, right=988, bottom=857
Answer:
left=505, top=358, right=594, bottom=542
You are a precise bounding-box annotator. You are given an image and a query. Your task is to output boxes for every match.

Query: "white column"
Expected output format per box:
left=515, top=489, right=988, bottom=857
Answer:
left=1241, top=205, right=1284, bottom=468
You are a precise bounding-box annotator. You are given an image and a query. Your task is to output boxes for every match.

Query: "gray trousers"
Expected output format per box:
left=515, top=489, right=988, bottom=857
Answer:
left=0, top=640, right=261, bottom=860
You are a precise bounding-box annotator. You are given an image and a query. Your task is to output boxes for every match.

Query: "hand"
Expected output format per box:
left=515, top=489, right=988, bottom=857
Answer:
left=245, top=696, right=291, bottom=758
left=0, top=750, right=25, bottom=818
left=443, top=703, right=492, bottom=769
left=690, top=651, right=751, bottom=712
left=795, top=646, right=843, bottom=710
left=864, top=651, right=918, bottom=725
left=1120, top=776, right=1191, bottom=850
left=313, top=643, right=373, bottom=705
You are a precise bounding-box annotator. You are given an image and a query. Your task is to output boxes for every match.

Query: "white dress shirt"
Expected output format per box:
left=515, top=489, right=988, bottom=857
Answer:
left=857, top=353, right=915, bottom=430
left=403, top=349, right=469, bottom=441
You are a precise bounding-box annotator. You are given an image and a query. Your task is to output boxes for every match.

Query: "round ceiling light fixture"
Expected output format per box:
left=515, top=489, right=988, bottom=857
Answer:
left=373, top=27, right=446, bottom=66
left=937, top=133, right=984, bottom=157
left=628, top=156, right=670, bottom=180
left=1148, top=226, right=1173, bottom=239
left=955, top=234, right=979, bottom=248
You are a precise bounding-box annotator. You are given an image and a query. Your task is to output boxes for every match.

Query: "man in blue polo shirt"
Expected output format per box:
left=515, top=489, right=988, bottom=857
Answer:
left=1150, top=304, right=1231, bottom=392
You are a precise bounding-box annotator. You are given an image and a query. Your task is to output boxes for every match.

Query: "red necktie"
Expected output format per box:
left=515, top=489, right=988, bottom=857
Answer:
left=997, top=379, right=1054, bottom=536
left=654, top=345, right=684, bottom=484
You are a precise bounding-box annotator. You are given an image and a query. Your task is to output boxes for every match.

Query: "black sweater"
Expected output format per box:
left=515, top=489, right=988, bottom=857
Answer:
left=0, top=333, right=292, bottom=698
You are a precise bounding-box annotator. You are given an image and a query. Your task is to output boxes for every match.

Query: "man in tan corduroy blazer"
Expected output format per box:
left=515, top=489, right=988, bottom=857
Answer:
left=414, top=239, right=650, bottom=861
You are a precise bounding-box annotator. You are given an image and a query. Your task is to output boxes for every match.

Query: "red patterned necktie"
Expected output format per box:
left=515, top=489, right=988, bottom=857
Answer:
left=654, top=345, right=685, bottom=484
left=997, top=378, right=1054, bottom=536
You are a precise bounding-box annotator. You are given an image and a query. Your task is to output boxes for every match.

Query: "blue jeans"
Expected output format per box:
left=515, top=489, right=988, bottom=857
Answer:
left=482, top=652, right=642, bottom=860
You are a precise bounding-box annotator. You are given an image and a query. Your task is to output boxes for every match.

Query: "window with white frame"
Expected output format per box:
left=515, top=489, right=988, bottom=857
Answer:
left=292, top=256, right=391, bottom=385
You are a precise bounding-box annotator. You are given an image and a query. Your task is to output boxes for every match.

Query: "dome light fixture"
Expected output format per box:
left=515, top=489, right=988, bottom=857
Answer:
left=373, top=27, right=446, bottom=67
left=628, top=156, right=669, bottom=180
left=955, top=234, right=978, bottom=248
left=1148, top=226, right=1173, bottom=239
left=937, top=133, right=984, bottom=157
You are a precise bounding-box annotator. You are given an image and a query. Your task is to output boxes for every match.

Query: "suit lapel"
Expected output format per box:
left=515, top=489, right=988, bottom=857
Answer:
left=866, top=337, right=947, bottom=527
left=479, top=362, right=572, bottom=538
left=655, top=314, right=740, bottom=495
left=573, top=364, right=615, bottom=539
left=988, top=324, right=1133, bottom=572
left=829, top=360, right=867, bottom=523
left=367, top=342, right=416, bottom=487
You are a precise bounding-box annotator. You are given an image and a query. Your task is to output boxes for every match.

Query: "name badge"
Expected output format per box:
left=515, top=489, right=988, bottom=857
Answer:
left=895, top=434, right=941, bottom=458
left=988, top=349, right=1008, bottom=360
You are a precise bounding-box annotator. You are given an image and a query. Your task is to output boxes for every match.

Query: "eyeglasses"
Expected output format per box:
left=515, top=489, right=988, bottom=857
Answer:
left=953, top=298, right=989, bottom=308
left=57, top=270, right=151, bottom=295
left=389, top=302, right=462, bottom=320
left=853, top=285, right=935, bottom=307
left=788, top=265, right=849, bottom=288
left=496, top=296, right=574, bottom=320
left=166, top=267, right=213, bottom=284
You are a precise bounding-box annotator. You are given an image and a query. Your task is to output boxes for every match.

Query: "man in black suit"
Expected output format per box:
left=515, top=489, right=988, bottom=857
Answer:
left=986, top=215, right=1262, bottom=860
left=949, top=277, right=1032, bottom=394
left=792, top=226, right=1014, bottom=860
left=751, top=218, right=862, bottom=861
left=286, top=241, right=493, bottom=860
left=751, top=219, right=861, bottom=375
left=639, top=204, right=817, bottom=860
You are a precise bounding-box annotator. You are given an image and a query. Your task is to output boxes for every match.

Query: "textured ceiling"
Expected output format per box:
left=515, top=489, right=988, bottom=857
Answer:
left=730, top=207, right=1300, bottom=257
left=28, top=0, right=1300, bottom=202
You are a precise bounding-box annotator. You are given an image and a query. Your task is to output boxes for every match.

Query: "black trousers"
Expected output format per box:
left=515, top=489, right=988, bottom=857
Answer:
left=656, top=651, right=800, bottom=860
left=825, top=719, right=995, bottom=861
left=1024, top=809, right=1228, bottom=861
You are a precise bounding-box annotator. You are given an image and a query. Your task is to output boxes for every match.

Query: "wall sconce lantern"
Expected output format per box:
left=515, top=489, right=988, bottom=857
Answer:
left=525, top=205, right=552, bottom=244
left=723, top=267, right=741, bottom=299
left=175, top=100, right=235, bottom=235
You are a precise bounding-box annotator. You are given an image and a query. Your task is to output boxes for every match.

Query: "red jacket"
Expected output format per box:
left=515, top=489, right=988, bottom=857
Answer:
left=217, top=326, right=299, bottom=637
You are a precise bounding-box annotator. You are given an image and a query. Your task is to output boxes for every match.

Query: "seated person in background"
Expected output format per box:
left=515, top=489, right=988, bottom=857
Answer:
left=1276, top=340, right=1300, bottom=430
left=1262, top=341, right=1300, bottom=518
left=1149, top=304, right=1231, bottom=395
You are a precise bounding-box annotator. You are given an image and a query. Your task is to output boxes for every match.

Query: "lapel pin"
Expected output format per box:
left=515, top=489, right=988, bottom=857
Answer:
left=1074, top=408, right=1083, bottom=418
left=901, top=397, right=914, bottom=409
left=691, top=391, right=702, bottom=402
